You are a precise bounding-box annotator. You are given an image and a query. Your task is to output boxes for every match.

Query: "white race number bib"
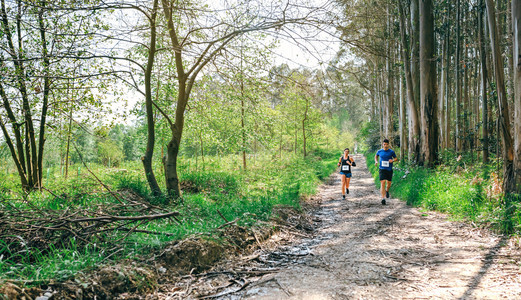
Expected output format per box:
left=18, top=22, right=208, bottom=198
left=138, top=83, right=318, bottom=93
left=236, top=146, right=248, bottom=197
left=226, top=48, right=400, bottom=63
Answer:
left=342, top=165, right=350, bottom=171
left=381, top=161, right=390, bottom=167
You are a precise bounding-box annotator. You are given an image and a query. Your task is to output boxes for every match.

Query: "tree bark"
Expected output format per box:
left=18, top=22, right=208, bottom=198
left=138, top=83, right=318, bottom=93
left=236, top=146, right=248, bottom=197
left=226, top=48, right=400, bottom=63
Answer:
left=411, top=0, right=420, bottom=114
left=419, top=0, right=438, bottom=167
left=142, top=0, right=162, bottom=197
left=486, top=0, right=515, bottom=193
left=444, top=0, right=452, bottom=150
left=512, top=0, right=521, bottom=191
left=397, top=0, right=420, bottom=163
left=37, top=2, right=50, bottom=189
left=455, top=0, right=463, bottom=153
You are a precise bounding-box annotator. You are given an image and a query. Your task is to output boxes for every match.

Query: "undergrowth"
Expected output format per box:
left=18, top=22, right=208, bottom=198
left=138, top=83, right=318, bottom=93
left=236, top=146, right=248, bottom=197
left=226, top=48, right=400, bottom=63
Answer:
left=0, top=149, right=338, bottom=284
left=365, top=150, right=521, bottom=236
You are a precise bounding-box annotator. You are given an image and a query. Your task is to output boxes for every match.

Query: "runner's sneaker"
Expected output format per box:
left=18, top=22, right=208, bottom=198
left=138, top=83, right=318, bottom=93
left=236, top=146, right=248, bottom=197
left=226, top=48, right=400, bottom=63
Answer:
left=385, top=190, right=389, bottom=198
left=346, top=188, right=349, bottom=194
left=381, top=199, right=386, bottom=205
left=343, top=195, right=346, bottom=200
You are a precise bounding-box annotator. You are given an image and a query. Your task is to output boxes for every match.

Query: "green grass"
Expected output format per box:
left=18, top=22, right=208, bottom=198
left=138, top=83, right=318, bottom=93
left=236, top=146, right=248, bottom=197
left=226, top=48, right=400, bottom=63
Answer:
left=0, top=149, right=339, bottom=284
left=365, top=151, right=520, bottom=235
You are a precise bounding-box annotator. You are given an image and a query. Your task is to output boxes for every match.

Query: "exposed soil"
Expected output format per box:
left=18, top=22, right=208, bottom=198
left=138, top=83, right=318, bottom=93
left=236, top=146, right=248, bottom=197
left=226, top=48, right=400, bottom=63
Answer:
left=155, top=154, right=521, bottom=299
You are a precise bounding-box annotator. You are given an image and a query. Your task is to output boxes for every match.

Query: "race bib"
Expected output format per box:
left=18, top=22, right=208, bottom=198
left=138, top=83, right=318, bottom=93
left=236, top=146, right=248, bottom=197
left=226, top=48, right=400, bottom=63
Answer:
left=342, top=165, right=350, bottom=171
left=381, top=161, right=390, bottom=167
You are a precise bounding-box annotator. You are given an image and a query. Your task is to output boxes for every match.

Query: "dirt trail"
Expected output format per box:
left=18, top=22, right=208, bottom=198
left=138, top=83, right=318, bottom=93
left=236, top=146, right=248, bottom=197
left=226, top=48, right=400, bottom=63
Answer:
left=223, top=154, right=521, bottom=299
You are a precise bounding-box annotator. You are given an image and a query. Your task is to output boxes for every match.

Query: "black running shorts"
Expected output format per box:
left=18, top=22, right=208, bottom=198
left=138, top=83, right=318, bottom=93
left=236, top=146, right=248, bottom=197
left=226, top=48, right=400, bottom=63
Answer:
left=379, top=169, right=393, bottom=181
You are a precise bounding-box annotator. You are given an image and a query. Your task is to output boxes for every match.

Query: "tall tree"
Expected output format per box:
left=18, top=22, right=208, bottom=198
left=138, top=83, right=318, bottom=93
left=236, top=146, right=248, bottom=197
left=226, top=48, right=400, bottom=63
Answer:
left=512, top=0, right=521, bottom=191
left=142, top=0, right=162, bottom=197
left=455, top=0, right=463, bottom=152
left=0, top=0, right=102, bottom=189
left=158, top=0, right=318, bottom=198
left=419, top=0, right=438, bottom=166
left=486, top=0, right=515, bottom=193
left=397, top=0, right=420, bottom=162
left=479, top=0, right=489, bottom=163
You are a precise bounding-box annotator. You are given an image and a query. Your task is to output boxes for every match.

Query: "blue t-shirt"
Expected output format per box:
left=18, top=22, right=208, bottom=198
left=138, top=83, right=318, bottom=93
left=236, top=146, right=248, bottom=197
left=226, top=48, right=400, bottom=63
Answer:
left=376, top=149, right=396, bottom=170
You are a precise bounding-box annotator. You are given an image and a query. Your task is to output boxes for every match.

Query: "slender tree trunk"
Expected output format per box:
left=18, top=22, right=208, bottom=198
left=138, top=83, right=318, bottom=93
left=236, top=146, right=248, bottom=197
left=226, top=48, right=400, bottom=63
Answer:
left=302, top=98, right=309, bottom=157
left=512, top=0, right=521, bottom=191
left=445, top=1, right=452, bottom=150
left=398, top=0, right=420, bottom=162
left=419, top=0, right=438, bottom=167
left=65, top=97, right=73, bottom=178
left=411, top=0, right=420, bottom=114
left=0, top=0, right=41, bottom=189
left=199, top=131, right=204, bottom=165
left=463, top=35, right=470, bottom=152
left=400, top=71, right=407, bottom=159
left=439, top=24, right=448, bottom=150
left=240, top=46, right=247, bottom=170
left=142, top=0, right=162, bottom=197
left=486, top=0, right=515, bottom=193
left=386, top=4, right=394, bottom=140
left=455, top=0, right=463, bottom=153
left=37, top=3, right=50, bottom=189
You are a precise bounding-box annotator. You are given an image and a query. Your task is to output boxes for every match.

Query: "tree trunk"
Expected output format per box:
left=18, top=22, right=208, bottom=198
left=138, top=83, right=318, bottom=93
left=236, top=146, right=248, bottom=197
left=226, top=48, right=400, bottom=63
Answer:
left=439, top=23, right=447, bottom=150
left=444, top=0, right=452, bottom=150
left=0, top=0, right=41, bottom=189
left=455, top=0, right=463, bottom=153
left=486, top=0, right=515, bottom=193
left=386, top=4, right=394, bottom=140
left=512, top=0, right=521, bottom=191
left=398, top=0, right=420, bottom=163
left=37, top=3, right=50, bottom=189
left=411, top=0, right=420, bottom=115
left=240, top=46, right=247, bottom=170
left=419, top=0, right=438, bottom=167
left=463, top=34, right=470, bottom=152
left=399, top=70, right=407, bottom=159
left=142, top=0, right=162, bottom=197
left=65, top=96, right=73, bottom=178
left=302, top=98, right=309, bottom=157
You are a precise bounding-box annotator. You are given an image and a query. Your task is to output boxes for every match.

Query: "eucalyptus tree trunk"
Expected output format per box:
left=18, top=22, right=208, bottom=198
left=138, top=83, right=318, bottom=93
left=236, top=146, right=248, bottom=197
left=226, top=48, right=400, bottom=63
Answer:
left=397, top=0, right=420, bottom=163
left=419, top=0, right=438, bottom=167
left=444, top=0, right=452, bottom=150
left=455, top=0, right=463, bottom=153
left=439, top=23, right=447, bottom=150
left=486, top=0, right=515, bottom=193
left=512, top=0, right=521, bottom=191
left=463, top=36, right=470, bottom=152
left=386, top=4, right=394, bottom=140
left=411, top=0, right=420, bottom=112
left=399, top=71, right=407, bottom=159
left=142, top=0, right=162, bottom=197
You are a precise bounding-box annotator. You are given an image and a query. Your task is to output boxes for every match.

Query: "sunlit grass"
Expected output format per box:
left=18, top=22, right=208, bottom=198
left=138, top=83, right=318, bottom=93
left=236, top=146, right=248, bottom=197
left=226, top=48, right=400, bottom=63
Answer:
left=365, top=151, right=520, bottom=234
left=0, top=148, right=339, bottom=284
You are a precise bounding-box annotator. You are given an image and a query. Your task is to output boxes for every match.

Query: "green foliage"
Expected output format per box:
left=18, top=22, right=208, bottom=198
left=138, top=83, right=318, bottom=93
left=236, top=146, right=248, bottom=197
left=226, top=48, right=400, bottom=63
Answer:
left=358, top=121, right=380, bottom=152
left=97, top=139, right=125, bottom=167
left=0, top=150, right=338, bottom=284
left=0, top=238, right=103, bottom=282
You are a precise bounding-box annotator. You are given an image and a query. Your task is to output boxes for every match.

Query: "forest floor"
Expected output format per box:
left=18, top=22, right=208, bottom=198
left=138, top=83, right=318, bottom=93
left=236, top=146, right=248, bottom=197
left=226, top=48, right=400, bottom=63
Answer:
left=156, top=153, right=521, bottom=300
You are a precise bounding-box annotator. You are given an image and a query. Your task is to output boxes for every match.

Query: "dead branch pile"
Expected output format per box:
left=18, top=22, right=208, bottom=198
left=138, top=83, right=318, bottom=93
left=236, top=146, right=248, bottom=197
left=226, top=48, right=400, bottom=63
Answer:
left=0, top=195, right=179, bottom=261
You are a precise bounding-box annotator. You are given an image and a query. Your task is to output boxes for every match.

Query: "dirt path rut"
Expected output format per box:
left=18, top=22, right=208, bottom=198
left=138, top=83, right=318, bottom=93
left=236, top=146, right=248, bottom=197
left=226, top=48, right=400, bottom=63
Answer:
left=226, top=154, right=521, bottom=299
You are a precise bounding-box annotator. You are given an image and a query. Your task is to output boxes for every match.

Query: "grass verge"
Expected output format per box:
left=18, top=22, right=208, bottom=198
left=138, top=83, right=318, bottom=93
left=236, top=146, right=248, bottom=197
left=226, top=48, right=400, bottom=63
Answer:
left=365, top=151, right=521, bottom=235
left=0, top=150, right=338, bottom=285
